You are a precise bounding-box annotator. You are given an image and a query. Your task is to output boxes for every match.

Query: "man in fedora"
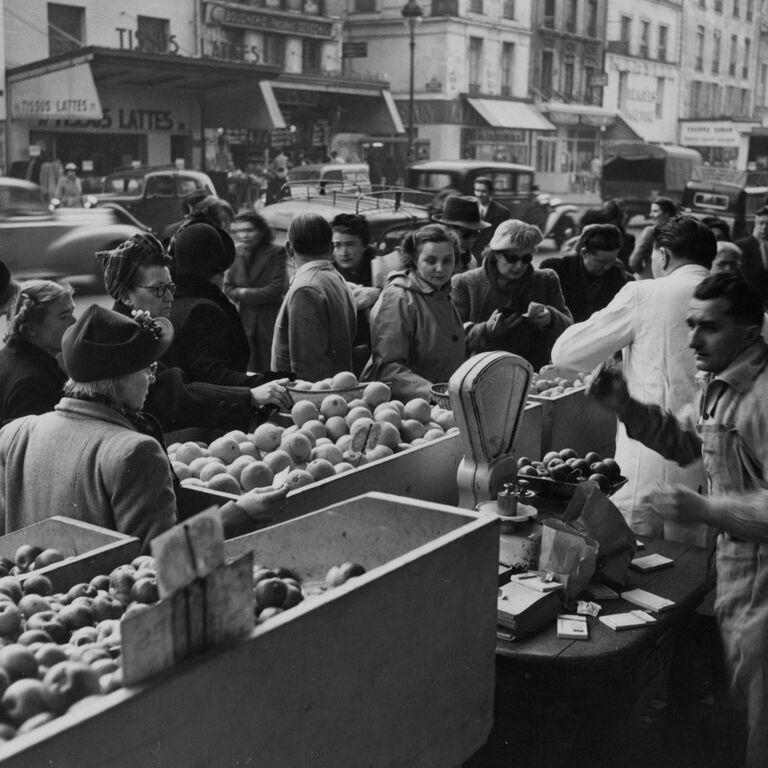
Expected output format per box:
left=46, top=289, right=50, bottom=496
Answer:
left=432, top=195, right=490, bottom=274
left=471, top=176, right=510, bottom=259
left=0, top=305, right=288, bottom=550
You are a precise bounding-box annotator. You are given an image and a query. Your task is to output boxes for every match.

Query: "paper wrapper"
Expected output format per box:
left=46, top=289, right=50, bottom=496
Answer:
left=538, top=519, right=598, bottom=601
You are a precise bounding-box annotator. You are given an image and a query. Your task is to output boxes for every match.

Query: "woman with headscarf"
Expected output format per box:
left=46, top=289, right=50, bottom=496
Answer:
left=96, top=232, right=290, bottom=432
left=452, top=220, right=572, bottom=372
left=0, top=280, right=75, bottom=423
left=225, top=212, right=287, bottom=373
left=0, top=306, right=287, bottom=550
left=362, top=224, right=465, bottom=401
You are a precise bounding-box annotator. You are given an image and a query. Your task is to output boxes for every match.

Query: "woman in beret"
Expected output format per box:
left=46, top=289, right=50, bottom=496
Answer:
left=0, top=279, right=75, bottom=423
left=362, top=224, right=465, bottom=401
left=97, top=232, right=291, bottom=432
left=0, top=306, right=287, bottom=551
left=452, top=219, right=572, bottom=371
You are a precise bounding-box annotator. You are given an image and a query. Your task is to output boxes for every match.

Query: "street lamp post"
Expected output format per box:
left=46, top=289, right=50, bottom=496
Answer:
left=401, top=0, right=423, bottom=164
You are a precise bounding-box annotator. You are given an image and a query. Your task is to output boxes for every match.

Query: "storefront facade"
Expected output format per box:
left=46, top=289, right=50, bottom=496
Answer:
left=679, top=119, right=759, bottom=172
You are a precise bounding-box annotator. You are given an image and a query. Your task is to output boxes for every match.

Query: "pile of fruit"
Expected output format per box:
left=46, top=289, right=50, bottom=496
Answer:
left=517, top=449, right=623, bottom=492
left=529, top=371, right=588, bottom=399
left=0, top=545, right=68, bottom=577
left=0, top=546, right=367, bottom=740
left=169, top=378, right=458, bottom=495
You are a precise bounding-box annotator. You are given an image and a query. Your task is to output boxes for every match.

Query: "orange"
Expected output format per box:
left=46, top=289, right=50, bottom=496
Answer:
left=251, top=423, right=283, bottom=452
left=320, top=394, right=348, bottom=419
left=377, top=421, right=401, bottom=450
left=334, top=462, right=355, bottom=474
left=301, top=419, right=327, bottom=440
left=206, top=473, right=242, bottom=495
left=240, top=461, right=275, bottom=491
left=199, top=461, right=228, bottom=482
left=262, top=450, right=294, bottom=474
left=306, top=459, right=336, bottom=481
left=171, top=461, right=192, bottom=481
left=291, top=400, right=320, bottom=428
left=325, top=415, right=348, bottom=442
left=175, top=442, right=206, bottom=464
left=365, top=445, right=394, bottom=462
left=375, top=409, right=401, bottom=429
left=310, top=443, right=344, bottom=465
left=403, top=398, right=431, bottom=423
left=284, top=468, right=315, bottom=489
left=400, top=418, right=427, bottom=442
left=345, top=406, right=373, bottom=428
left=335, top=434, right=353, bottom=452
left=331, top=371, right=358, bottom=388
left=423, top=428, right=446, bottom=442
left=208, top=436, right=241, bottom=463
left=363, top=381, right=391, bottom=408
left=283, top=433, right=312, bottom=462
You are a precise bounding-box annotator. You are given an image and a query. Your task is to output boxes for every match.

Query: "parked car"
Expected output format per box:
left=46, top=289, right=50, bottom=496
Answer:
left=680, top=179, right=768, bottom=241
left=601, top=142, right=703, bottom=221
left=0, top=177, right=146, bottom=283
left=405, top=160, right=579, bottom=247
left=260, top=189, right=430, bottom=275
left=85, top=166, right=216, bottom=233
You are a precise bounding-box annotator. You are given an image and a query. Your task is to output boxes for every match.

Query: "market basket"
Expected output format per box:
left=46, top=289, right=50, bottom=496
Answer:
left=285, top=384, right=366, bottom=407
left=519, top=474, right=628, bottom=501
left=430, top=383, right=451, bottom=409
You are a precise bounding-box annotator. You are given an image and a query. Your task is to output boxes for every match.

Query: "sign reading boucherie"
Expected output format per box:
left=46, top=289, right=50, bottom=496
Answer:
left=10, top=63, right=103, bottom=120
left=205, top=0, right=333, bottom=38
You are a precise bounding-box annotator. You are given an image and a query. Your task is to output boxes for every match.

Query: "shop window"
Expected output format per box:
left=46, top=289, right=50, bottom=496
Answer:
left=137, top=16, right=169, bottom=55
left=714, top=0, right=723, bottom=11
left=562, top=60, right=574, bottom=100
left=47, top=3, right=84, bottom=57
left=264, top=34, right=286, bottom=68
left=540, top=50, right=553, bottom=98
left=501, top=43, right=515, bottom=97
left=747, top=0, right=754, bottom=21
left=303, top=39, right=322, bottom=74
left=733, top=0, right=740, bottom=17
left=536, top=137, right=557, bottom=173
left=468, top=37, right=483, bottom=94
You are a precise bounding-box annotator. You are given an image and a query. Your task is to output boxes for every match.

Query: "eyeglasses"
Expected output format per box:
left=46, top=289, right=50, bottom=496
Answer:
left=497, top=252, right=533, bottom=265
left=136, top=282, right=176, bottom=298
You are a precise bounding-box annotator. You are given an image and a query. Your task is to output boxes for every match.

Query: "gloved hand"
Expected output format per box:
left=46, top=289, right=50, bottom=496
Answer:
left=525, top=301, right=551, bottom=329
left=485, top=309, right=522, bottom=340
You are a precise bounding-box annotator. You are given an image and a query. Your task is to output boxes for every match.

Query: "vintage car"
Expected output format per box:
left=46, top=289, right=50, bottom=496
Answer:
left=680, top=172, right=768, bottom=241
left=85, top=166, right=216, bottom=233
left=405, top=160, right=579, bottom=247
left=0, top=177, right=146, bottom=284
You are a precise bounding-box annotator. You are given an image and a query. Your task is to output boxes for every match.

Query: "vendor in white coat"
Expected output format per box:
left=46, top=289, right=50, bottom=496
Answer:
left=551, top=215, right=713, bottom=545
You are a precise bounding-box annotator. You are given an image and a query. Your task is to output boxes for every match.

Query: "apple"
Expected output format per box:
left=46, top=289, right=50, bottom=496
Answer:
left=32, top=548, right=65, bottom=570
left=34, top=643, right=69, bottom=670
left=24, top=612, right=67, bottom=644
left=15, top=710, right=57, bottom=734
left=22, top=573, right=53, bottom=597
left=282, top=584, right=304, bottom=609
left=131, top=555, right=155, bottom=570
left=130, top=577, right=159, bottom=605
left=89, top=574, right=110, bottom=592
left=14, top=545, right=43, bottom=573
left=0, top=667, right=11, bottom=699
left=89, top=658, right=118, bottom=677
left=0, top=722, right=15, bottom=741
left=122, top=602, right=151, bottom=619
left=17, top=630, right=53, bottom=647
left=66, top=583, right=98, bottom=603
left=57, top=603, right=93, bottom=632
left=253, top=578, right=288, bottom=609
left=0, top=644, right=38, bottom=681
left=0, top=602, right=22, bottom=639
left=69, top=645, right=110, bottom=665
left=2, top=679, right=51, bottom=725
left=18, top=594, right=51, bottom=619
left=338, top=562, right=366, bottom=581
left=109, top=566, right=136, bottom=605
left=96, top=620, right=121, bottom=648
left=99, top=669, right=123, bottom=694
left=68, top=627, right=98, bottom=647
left=251, top=568, right=277, bottom=586
left=0, top=577, right=22, bottom=604
left=257, top=606, right=284, bottom=623
left=91, top=593, right=124, bottom=622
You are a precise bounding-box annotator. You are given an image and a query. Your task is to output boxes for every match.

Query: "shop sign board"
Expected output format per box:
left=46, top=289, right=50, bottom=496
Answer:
left=680, top=121, right=742, bottom=147
left=204, top=0, right=334, bottom=38
left=10, top=63, right=102, bottom=120
left=342, top=42, right=368, bottom=58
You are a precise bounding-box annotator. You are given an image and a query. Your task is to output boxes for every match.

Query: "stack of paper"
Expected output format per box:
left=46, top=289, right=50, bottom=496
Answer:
left=599, top=610, right=657, bottom=631
left=497, top=580, right=562, bottom=639
left=507, top=573, right=564, bottom=593
left=557, top=614, right=589, bottom=640
left=630, top=553, right=674, bottom=572
left=621, top=588, right=675, bottom=613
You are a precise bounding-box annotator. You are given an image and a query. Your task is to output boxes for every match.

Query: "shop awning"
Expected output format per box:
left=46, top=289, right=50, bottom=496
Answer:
left=9, top=59, right=102, bottom=120
left=263, top=79, right=405, bottom=134
left=466, top=99, right=556, bottom=132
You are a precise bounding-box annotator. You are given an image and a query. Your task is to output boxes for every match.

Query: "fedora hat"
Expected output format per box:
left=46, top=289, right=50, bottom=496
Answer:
left=431, top=195, right=490, bottom=230
left=62, top=305, right=173, bottom=383
left=171, top=222, right=235, bottom=277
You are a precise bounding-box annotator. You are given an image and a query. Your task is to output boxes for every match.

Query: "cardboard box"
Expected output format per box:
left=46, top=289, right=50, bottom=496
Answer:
left=0, top=517, right=140, bottom=592
left=0, top=493, right=498, bottom=768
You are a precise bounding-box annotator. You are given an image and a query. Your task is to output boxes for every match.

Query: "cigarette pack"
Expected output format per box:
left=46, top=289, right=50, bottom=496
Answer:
left=557, top=614, right=589, bottom=640
left=620, top=588, right=675, bottom=613
left=599, top=610, right=657, bottom=631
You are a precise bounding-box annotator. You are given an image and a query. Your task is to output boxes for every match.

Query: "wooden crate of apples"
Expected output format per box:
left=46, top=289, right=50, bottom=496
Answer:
left=169, top=374, right=459, bottom=497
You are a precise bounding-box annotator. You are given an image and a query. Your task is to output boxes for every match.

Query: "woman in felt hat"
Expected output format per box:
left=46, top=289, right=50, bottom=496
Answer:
left=0, top=279, right=75, bottom=423
left=452, top=219, right=572, bottom=371
left=431, top=195, right=490, bottom=274
left=0, top=306, right=287, bottom=551
left=361, top=224, right=466, bottom=401
left=96, top=232, right=290, bottom=432
left=165, top=220, right=292, bottom=388
left=54, top=162, right=83, bottom=208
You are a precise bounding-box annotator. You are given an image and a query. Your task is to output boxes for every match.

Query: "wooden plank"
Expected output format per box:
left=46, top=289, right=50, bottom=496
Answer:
left=120, top=598, right=176, bottom=686
left=204, top=553, right=254, bottom=647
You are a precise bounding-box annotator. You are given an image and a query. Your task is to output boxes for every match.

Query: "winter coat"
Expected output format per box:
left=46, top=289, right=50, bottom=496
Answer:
left=451, top=259, right=572, bottom=371
left=472, top=199, right=510, bottom=258
left=551, top=264, right=710, bottom=544
left=271, top=260, right=357, bottom=381
left=165, top=274, right=264, bottom=388
left=734, top=235, right=768, bottom=307
left=538, top=252, right=632, bottom=322
left=361, top=270, right=466, bottom=401
left=224, top=242, right=287, bottom=372
left=0, top=339, right=66, bottom=424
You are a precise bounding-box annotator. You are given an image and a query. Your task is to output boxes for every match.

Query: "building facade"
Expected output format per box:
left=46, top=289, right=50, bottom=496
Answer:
left=2, top=0, right=402, bottom=181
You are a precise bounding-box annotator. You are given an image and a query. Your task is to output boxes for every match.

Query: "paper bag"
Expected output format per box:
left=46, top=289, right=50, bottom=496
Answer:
left=562, top=481, right=637, bottom=588
left=537, top=520, right=598, bottom=601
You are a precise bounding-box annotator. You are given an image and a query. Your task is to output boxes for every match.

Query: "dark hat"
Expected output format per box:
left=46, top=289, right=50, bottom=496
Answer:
left=171, top=222, right=235, bottom=276
left=62, top=305, right=173, bottom=383
left=431, top=195, right=491, bottom=230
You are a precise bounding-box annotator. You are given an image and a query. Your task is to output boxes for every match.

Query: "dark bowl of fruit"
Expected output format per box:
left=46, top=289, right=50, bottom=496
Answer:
left=515, top=450, right=627, bottom=499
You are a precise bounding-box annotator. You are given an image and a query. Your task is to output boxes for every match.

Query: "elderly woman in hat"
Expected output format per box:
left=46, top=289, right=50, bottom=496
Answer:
left=166, top=221, right=292, bottom=388
left=452, top=219, right=572, bottom=371
left=362, top=224, right=465, bottom=401
left=0, top=279, right=75, bottom=423
left=431, top=195, right=491, bottom=274
left=0, top=306, right=287, bottom=551
left=97, top=232, right=290, bottom=432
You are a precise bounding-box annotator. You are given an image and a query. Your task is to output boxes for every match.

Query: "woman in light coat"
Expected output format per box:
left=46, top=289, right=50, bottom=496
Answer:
left=362, top=225, right=465, bottom=401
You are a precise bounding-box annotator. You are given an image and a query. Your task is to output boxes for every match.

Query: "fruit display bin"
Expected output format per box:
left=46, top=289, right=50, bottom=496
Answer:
left=528, top=388, right=617, bottom=460
left=0, top=517, right=140, bottom=592
left=0, top=493, right=499, bottom=768
left=177, top=403, right=544, bottom=522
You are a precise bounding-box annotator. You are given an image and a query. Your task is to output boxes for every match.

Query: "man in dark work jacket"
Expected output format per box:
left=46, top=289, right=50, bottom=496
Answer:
left=734, top=206, right=768, bottom=307
left=540, top=224, right=632, bottom=322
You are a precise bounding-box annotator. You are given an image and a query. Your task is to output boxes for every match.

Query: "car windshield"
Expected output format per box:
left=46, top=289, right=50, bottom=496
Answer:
left=103, top=175, right=146, bottom=195
left=0, top=184, right=49, bottom=217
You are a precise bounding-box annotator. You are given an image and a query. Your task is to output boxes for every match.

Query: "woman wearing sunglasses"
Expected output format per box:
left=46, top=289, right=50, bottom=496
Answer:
left=97, top=233, right=290, bottom=433
left=452, top=219, right=572, bottom=371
